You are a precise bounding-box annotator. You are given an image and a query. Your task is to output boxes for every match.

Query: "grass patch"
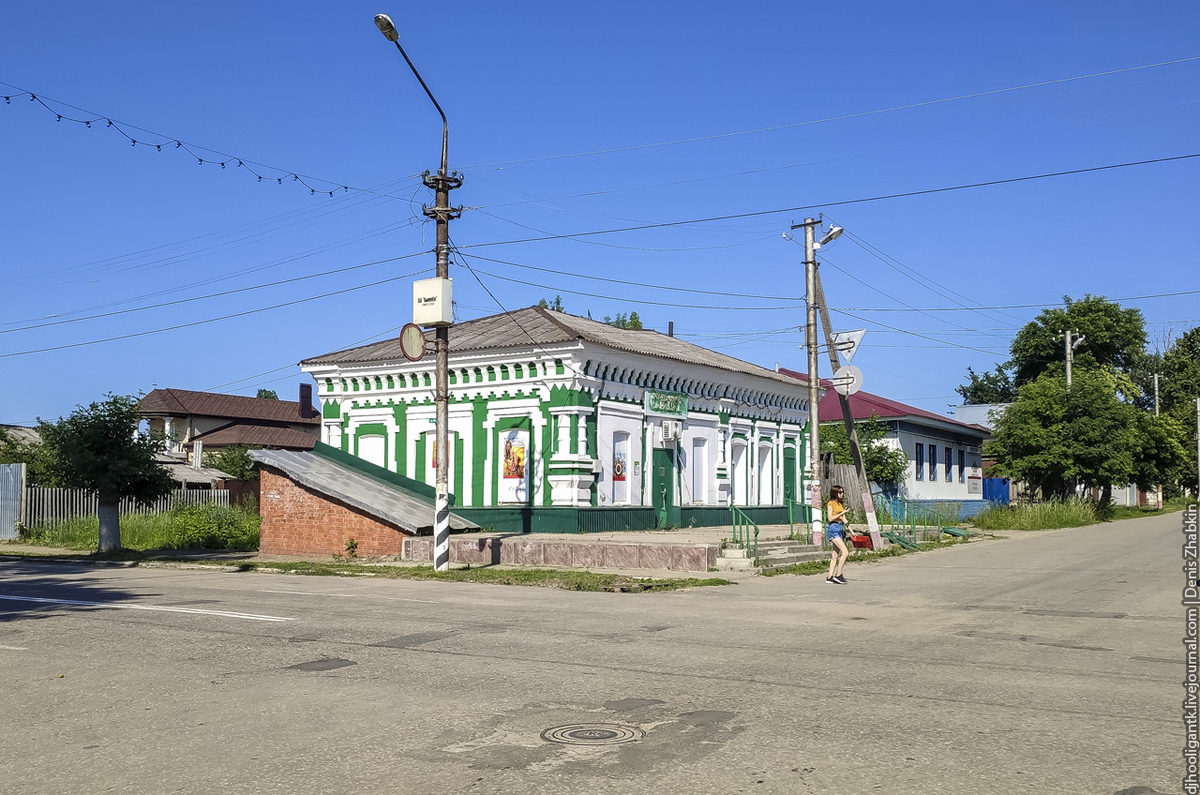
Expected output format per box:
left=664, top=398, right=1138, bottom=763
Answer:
left=762, top=537, right=969, bottom=577
left=0, top=551, right=732, bottom=592
left=19, top=502, right=261, bottom=552
left=1105, top=497, right=1190, bottom=521
left=971, top=496, right=1190, bottom=530
left=970, top=498, right=1098, bottom=531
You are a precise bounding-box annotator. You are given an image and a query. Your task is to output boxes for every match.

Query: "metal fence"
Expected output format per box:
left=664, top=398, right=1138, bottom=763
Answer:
left=23, top=488, right=230, bottom=529
left=0, top=464, right=25, bottom=540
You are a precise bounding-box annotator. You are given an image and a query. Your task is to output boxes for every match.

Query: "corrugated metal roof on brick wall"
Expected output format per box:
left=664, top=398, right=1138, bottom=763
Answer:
left=140, top=388, right=319, bottom=425
left=250, top=449, right=477, bottom=534
left=302, top=306, right=805, bottom=389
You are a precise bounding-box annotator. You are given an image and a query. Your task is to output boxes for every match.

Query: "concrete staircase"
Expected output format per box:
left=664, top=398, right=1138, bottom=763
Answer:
left=715, top=539, right=827, bottom=573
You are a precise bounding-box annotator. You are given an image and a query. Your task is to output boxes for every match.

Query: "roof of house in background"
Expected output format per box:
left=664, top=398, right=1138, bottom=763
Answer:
left=139, top=388, right=318, bottom=426
left=776, top=368, right=989, bottom=435
left=185, top=424, right=317, bottom=451
left=0, top=425, right=41, bottom=445
left=819, top=389, right=990, bottom=434
left=153, top=454, right=234, bottom=485
left=950, top=403, right=1012, bottom=432
left=302, top=306, right=807, bottom=390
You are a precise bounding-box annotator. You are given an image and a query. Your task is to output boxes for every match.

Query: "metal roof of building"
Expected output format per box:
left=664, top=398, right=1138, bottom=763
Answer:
left=140, top=388, right=319, bottom=426
left=250, top=448, right=477, bottom=534
left=302, top=306, right=805, bottom=389
left=186, top=424, right=318, bottom=451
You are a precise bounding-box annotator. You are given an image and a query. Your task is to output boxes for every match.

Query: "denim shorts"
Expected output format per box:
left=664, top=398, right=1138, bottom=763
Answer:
left=826, top=521, right=845, bottom=542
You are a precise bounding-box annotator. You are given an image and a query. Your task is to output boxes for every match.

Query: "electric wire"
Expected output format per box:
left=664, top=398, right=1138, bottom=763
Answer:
left=0, top=269, right=431, bottom=360
left=460, top=56, right=1200, bottom=168
left=455, top=152, right=1200, bottom=250
left=0, top=252, right=429, bottom=335
left=0, top=81, right=422, bottom=200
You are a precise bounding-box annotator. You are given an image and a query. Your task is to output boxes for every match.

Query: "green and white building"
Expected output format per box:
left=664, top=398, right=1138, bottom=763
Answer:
left=300, top=307, right=816, bottom=532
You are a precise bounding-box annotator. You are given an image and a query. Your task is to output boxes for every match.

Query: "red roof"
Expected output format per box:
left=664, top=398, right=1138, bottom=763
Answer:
left=776, top=367, right=988, bottom=434
left=140, top=388, right=318, bottom=426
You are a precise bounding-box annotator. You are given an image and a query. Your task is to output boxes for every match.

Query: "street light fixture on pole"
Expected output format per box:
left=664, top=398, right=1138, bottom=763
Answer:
left=375, top=12, right=462, bottom=571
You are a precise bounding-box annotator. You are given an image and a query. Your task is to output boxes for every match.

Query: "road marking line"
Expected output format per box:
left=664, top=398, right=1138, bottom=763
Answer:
left=0, top=644, right=28, bottom=650
left=258, top=589, right=437, bottom=604
left=0, top=594, right=295, bottom=622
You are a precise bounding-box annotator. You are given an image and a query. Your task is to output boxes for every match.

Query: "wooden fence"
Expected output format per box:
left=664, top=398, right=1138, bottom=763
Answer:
left=23, top=488, right=230, bottom=529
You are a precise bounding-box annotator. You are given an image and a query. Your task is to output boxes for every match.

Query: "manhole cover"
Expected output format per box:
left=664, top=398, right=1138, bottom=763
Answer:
left=540, top=723, right=645, bottom=746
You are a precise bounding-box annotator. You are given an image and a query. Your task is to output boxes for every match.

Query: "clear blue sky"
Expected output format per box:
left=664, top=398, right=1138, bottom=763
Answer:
left=2, top=1, right=1197, bottom=425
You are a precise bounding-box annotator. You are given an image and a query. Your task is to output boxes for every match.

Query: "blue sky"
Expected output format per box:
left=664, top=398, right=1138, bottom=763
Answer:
left=2, top=1, right=1197, bottom=425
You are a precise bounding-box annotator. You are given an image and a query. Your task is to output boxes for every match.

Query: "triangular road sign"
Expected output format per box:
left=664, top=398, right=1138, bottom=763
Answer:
left=830, top=329, right=867, bottom=363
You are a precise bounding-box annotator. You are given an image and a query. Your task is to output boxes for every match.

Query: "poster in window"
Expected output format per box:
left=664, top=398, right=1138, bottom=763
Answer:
left=503, top=435, right=526, bottom=479
left=498, top=429, right=529, bottom=504
left=612, top=451, right=627, bottom=482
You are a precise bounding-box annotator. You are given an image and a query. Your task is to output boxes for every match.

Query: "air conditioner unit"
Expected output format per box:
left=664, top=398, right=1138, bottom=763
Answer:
left=661, top=420, right=683, bottom=443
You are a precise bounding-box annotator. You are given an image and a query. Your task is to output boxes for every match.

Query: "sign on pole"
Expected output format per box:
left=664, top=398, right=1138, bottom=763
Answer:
left=832, top=364, right=864, bottom=396
left=829, top=329, right=866, bottom=363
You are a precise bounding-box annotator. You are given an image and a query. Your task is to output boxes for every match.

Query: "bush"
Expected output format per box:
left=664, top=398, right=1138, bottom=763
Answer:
left=971, top=498, right=1098, bottom=531
left=21, top=501, right=260, bottom=551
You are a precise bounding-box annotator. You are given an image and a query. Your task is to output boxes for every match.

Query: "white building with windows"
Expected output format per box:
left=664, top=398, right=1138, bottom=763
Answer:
left=300, top=307, right=815, bottom=531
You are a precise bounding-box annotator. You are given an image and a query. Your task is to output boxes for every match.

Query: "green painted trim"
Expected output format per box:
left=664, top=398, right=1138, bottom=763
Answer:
left=471, top=397, right=487, bottom=506
left=586, top=407, right=598, bottom=506
left=540, top=404, right=554, bottom=506
left=393, top=403, right=408, bottom=479
left=322, top=399, right=340, bottom=419
left=414, top=432, right=426, bottom=485
left=569, top=413, right=579, bottom=454
left=454, top=432, right=465, bottom=503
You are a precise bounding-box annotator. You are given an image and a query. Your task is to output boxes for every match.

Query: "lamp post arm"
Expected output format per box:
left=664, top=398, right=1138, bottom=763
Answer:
left=390, top=40, right=449, bottom=176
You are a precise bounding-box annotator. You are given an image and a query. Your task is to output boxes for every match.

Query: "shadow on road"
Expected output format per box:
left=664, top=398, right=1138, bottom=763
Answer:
left=0, top=560, right=144, bottom=624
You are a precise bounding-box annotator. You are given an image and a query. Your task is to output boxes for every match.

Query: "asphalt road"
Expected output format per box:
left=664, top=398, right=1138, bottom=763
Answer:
left=0, top=513, right=1185, bottom=795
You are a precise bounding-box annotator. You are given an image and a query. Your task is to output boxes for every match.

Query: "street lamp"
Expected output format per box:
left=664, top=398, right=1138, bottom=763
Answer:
left=375, top=12, right=462, bottom=571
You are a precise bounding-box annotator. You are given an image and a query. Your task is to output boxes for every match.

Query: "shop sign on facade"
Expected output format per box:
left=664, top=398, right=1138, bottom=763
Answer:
left=644, top=390, right=688, bottom=418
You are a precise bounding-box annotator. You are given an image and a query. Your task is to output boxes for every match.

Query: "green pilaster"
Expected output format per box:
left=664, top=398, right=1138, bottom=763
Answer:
left=393, top=402, right=408, bottom=478
left=472, top=397, right=487, bottom=506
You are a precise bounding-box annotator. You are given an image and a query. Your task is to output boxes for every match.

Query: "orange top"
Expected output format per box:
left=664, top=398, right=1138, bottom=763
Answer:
left=827, top=499, right=845, bottom=523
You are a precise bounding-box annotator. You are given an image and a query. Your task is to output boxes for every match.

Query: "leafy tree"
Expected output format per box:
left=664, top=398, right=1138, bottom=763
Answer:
left=255, top=389, right=279, bottom=400
left=955, top=364, right=1017, bottom=405
left=537, top=296, right=565, bottom=312
left=1159, top=326, right=1200, bottom=493
left=820, top=414, right=908, bottom=487
left=1009, top=294, right=1146, bottom=386
left=38, top=394, right=174, bottom=552
left=203, top=444, right=261, bottom=481
left=986, top=369, right=1178, bottom=502
left=603, top=311, right=643, bottom=329
left=0, top=428, right=58, bottom=486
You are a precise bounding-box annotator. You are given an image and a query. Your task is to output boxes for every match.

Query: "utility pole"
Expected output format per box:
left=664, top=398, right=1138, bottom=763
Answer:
left=376, top=13, right=462, bottom=570
left=794, top=218, right=824, bottom=546
left=1065, top=329, right=1085, bottom=387
left=1154, top=373, right=1162, bottom=508
left=814, top=271, right=883, bottom=550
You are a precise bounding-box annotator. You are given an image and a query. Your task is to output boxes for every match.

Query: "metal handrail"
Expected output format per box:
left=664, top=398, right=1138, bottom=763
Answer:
left=729, top=506, right=760, bottom=563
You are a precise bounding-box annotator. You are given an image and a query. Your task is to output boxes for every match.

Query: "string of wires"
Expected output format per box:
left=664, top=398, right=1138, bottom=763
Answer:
left=0, top=268, right=430, bottom=360
left=0, top=81, right=420, bottom=200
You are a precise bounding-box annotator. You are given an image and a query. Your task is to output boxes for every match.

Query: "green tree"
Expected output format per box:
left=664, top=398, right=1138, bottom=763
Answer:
left=38, top=394, right=175, bottom=552
left=0, top=428, right=59, bottom=486
left=203, top=444, right=260, bottom=480
left=1159, top=326, right=1200, bottom=493
left=537, top=296, right=565, bottom=312
left=955, top=364, right=1017, bottom=405
left=603, top=311, right=643, bottom=329
left=820, top=414, right=908, bottom=487
left=1009, top=294, right=1146, bottom=386
left=255, top=389, right=279, bottom=400
left=986, top=369, right=1176, bottom=502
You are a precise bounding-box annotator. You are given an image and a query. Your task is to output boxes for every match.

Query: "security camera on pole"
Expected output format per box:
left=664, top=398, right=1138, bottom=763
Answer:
left=375, top=13, right=462, bottom=571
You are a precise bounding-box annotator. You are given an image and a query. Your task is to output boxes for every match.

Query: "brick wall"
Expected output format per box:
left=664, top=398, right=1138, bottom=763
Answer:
left=258, top=468, right=408, bottom=557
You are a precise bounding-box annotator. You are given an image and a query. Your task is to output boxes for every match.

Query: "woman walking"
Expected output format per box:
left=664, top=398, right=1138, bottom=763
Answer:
left=826, top=485, right=849, bottom=584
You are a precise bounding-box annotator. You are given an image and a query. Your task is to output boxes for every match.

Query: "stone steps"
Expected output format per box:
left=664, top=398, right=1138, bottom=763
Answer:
left=715, top=540, right=827, bottom=572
